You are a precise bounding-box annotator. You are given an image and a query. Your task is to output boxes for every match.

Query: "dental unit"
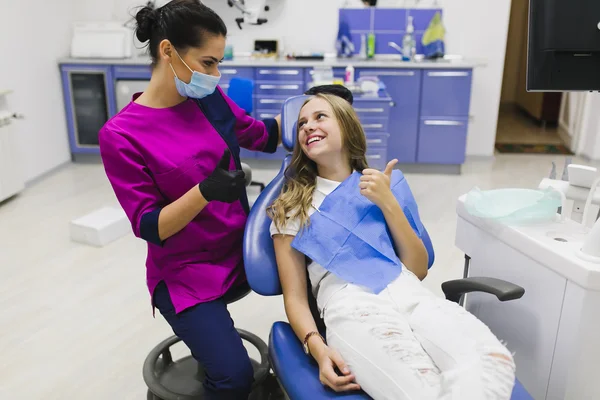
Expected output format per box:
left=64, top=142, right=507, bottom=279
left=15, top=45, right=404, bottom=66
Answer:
left=539, top=163, right=600, bottom=262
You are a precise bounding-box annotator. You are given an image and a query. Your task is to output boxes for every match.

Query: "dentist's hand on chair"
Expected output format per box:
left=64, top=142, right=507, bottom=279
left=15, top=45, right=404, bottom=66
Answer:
left=359, top=159, right=398, bottom=209
left=313, top=344, right=361, bottom=392
left=198, top=149, right=246, bottom=203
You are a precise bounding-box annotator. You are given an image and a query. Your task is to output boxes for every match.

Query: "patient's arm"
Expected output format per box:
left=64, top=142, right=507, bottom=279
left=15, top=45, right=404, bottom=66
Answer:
left=273, top=234, right=325, bottom=356
left=380, top=200, right=429, bottom=280
left=273, top=234, right=360, bottom=392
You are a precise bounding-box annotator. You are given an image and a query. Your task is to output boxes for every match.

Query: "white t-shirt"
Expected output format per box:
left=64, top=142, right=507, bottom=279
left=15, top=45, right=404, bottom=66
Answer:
left=269, top=176, right=348, bottom=313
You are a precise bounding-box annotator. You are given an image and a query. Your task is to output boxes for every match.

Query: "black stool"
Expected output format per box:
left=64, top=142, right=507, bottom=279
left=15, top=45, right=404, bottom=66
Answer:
left=143, top=282, right=270, bottom=400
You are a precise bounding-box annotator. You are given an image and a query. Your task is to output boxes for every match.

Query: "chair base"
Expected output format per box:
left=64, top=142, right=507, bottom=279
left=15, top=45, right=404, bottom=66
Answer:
left=144, top=329, right=270, bottom=400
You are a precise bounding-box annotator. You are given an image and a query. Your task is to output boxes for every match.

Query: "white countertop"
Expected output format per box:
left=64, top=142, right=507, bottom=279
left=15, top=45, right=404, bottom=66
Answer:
left=456, top=194, right=600, bottom=290
left=58, top=54, right=485, bottom=69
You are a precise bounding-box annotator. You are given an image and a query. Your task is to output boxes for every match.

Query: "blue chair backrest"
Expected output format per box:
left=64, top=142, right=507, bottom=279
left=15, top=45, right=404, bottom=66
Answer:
left=243, top=96, right=435, bottom=296
left=227, top=77, right=254, bottom=114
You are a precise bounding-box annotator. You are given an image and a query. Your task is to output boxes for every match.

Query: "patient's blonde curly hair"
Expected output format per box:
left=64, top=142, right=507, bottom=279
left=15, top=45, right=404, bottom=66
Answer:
left=267, top=93, right=369, bottom=231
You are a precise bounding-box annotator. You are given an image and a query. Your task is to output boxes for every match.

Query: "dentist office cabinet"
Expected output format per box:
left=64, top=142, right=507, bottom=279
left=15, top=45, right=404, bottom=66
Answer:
left=58, top=57, right=477, bottom=173
left=455, top=195, right=600, bottom=400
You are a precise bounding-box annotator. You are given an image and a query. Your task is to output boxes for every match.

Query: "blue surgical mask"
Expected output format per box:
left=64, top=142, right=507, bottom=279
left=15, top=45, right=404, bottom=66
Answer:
left=170, top=50, right=221, bottom=99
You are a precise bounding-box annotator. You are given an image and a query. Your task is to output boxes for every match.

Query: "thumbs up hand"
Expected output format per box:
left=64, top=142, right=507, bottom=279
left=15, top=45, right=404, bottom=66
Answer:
left=199, top=149, right=247, bottom=203
left=359, top=159, right=398, bottom=209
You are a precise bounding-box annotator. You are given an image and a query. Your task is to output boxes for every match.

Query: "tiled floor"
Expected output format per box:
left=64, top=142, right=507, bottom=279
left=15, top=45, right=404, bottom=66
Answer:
left=495, top=106, right=565, bottom=145
left=1, top=152, right=597, bottom=399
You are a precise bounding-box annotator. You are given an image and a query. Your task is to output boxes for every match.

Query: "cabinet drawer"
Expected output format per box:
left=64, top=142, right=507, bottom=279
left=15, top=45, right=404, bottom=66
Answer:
left=417, top=118, right=468, bottom=164
left=421, top=69, right=473, bottom=117
left=353, top=102, right=391, bottom=120
left=359, top=117, right=388, bottom=133
left=113, top=65, right=151, bottom=79
left=255, top=110, right=280, bottom=119
left=365, top=132, right=389, bottom=148
left=255, top=96, right=287, bottom=111
left=255, top=83, right=303, bottom=96
left=256, top=68, right=303, bottom=82
left=366, top=147, right=388, bottom=170
left=305, top=68, right=345, bottom=84
left=220, top=67, right=254, bottom=80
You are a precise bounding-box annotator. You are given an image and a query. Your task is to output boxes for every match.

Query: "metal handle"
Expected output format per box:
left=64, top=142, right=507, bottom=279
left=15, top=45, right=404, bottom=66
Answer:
left=354, top=108, right=385, bottom=113
left=367, top=154, right=382, bottom=159
left=427, top=71, right=470, bottom=77
left=259, top=84, right=300, bottom=90
left=259, top=99, right=285, bottom=104
left=362, top=124, right=384, bottom=129
left=366, top=139, right=383, bottom=144
left=221, top=69, right=238, bottom=75
left=424, top=120, right=465, bottom=126
left=259, top=113, right=277, bottom=118
left=259, top=69, right=300, bottom=75
left=361, top=71, right=415, bottom=77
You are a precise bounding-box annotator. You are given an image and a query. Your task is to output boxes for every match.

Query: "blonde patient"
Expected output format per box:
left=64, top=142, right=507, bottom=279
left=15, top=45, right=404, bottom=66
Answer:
left=267, top=93, right=517, bottom=400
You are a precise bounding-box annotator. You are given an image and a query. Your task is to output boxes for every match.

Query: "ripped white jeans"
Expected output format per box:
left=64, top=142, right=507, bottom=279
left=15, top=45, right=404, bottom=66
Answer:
left=322, top=269, right=516, bottom=400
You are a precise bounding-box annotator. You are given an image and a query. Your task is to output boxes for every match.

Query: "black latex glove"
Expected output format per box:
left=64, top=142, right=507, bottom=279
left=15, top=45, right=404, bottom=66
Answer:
left=198, top=149, right=246, bottom=203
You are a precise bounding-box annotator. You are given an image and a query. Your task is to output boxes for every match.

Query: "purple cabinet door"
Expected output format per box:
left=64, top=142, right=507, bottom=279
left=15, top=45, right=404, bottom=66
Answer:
left=356, top=69, right=421, bottom=163
left=417, top=117, right=468, bottom=164
left=421, top=69, right=473, bottom=117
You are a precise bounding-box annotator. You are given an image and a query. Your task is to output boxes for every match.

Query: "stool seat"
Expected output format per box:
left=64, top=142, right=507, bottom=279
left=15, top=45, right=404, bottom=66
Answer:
left=143, top=281, right=267, bottom=400
left=144, top=330, right=269, bottom=400
left=269, top=321, right=533, bottom=400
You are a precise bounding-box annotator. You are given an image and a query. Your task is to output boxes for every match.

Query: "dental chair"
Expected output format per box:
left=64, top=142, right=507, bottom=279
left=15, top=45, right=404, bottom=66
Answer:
left=243, top=95, right=534, bottom=400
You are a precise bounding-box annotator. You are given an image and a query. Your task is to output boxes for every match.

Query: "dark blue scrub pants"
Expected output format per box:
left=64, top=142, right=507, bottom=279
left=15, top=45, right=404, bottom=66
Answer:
left=153, top=281, right=254, bottom=400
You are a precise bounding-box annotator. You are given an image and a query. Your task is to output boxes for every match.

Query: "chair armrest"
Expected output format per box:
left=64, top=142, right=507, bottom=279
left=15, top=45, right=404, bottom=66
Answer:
left=441, top=277, right=525, bottom=304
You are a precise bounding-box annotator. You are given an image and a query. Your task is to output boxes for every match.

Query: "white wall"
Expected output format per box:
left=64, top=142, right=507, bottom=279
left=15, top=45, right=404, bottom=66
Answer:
left=0, top=0, right=74, bottom=182
left=76, top=0, right=511, bottom=158
left=576, top=93, right=600, bottom=161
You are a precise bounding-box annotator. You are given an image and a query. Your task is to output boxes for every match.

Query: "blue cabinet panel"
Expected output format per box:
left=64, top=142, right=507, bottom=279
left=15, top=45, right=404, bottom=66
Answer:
left=255, top=68, right=303, bottom=83
left=113, top=65, right=152, bottom=79
left=421, top=69, right=473, bottom=117
left=416, top=117, right=468, bottom=164
left=365, top=132, right=389, bottom=148
left=366, top=147, right=388, bottom=170
left=356, top=69, right=421, bottom=163
left=374, top=8, right=407, bottom=31
left=219, top=67, right=254, bottom=92
left=358, top=116, right=389, bottom=134
left=255, top=82, right=303, bottom=96
left=255, top=96, right=287, bottom=111
left=339, top=9, right=372, bottom=31
left=255, top=109, right=280, bottom=120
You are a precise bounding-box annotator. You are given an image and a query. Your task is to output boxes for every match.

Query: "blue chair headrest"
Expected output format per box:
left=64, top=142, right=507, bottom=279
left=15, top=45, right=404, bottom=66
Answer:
left=281, top=95, right=310, bottom=152
left=227, top=77, right=254, bottom=114
left=243, top=156, right=292, bottom=296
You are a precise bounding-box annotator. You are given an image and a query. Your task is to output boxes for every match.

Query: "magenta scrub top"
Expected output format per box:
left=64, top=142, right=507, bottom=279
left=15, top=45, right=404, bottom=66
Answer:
left=98, top=87, right=279, bottom=314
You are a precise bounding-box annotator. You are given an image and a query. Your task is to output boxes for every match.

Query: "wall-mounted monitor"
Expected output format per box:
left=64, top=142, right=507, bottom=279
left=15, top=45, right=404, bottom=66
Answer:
left=527, top=0, right=600, bottom=91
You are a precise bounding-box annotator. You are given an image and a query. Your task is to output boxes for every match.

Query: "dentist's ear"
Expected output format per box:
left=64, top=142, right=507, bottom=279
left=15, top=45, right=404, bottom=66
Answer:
left=159, top=39, right=173, bottom=60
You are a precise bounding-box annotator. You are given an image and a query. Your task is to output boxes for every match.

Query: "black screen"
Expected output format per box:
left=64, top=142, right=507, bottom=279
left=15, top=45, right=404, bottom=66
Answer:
left=527, top=0, right=600, bottom=91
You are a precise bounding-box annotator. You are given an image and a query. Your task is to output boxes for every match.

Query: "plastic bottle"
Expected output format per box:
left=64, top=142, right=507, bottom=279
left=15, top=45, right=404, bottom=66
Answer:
left=402, top=16, right=416, bottom=61
left=345, top=65, right=355, bottom=84
left=360, top=34, right=367, bottom=59
left=367, top=32, right=376, bottom=59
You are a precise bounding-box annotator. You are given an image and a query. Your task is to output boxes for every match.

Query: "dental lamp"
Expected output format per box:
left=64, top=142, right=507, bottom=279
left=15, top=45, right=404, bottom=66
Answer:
left=227, top=0, right=272, bottom=29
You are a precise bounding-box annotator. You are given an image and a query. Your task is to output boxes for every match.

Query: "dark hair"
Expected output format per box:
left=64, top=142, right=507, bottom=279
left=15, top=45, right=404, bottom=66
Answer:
left=134, top=0, right=227, bottom=65
left=305, top=84, right=354, bottom=105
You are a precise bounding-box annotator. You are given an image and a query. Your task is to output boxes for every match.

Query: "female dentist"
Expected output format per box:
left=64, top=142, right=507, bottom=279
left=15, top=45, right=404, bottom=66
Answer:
left=98, top=1, right=280, bottom=399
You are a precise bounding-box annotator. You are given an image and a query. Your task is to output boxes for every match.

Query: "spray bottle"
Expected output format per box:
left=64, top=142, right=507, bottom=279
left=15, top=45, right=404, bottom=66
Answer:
left=402, top=16, right=416, bottom=61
